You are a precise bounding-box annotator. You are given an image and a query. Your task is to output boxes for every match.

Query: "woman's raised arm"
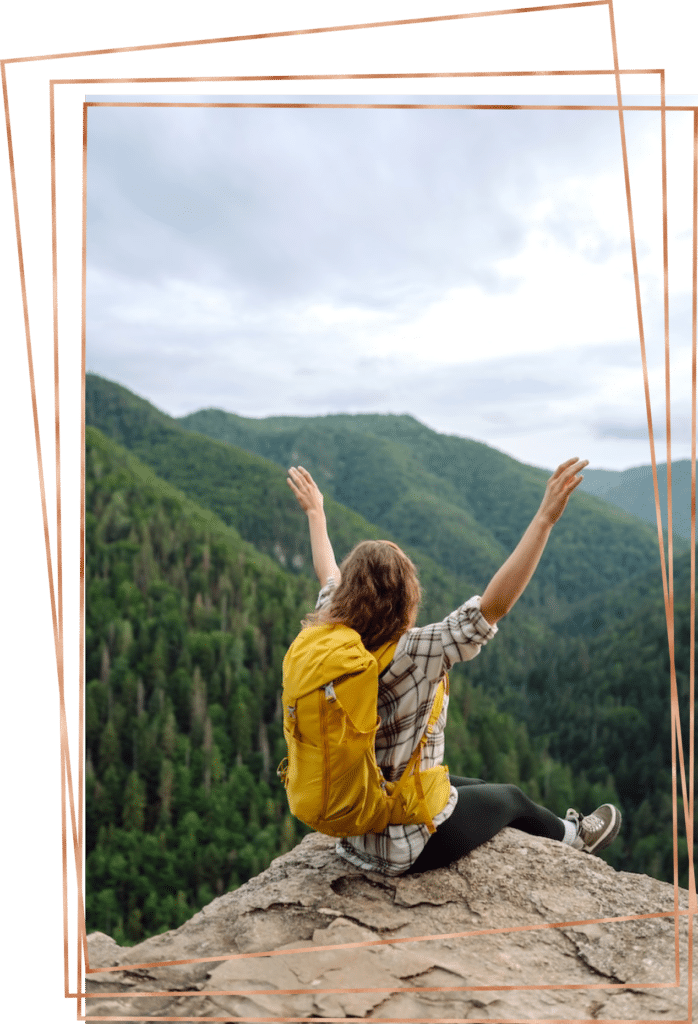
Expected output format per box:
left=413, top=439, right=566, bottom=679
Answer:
left=287, top=466, right=341, bottom=587
left=479, top=457, right=588, bottom=626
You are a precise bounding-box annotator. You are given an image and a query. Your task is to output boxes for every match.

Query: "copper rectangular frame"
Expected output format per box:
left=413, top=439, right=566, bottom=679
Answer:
left=2, top=2, right=696, bottom=1020
left=74, top=90, right=695, bottom=1024
left=74, top=85, right=697, bottom=1023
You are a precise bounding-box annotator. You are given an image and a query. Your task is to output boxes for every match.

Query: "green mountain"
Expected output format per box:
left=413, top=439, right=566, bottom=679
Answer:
left=87, top=371, right=675, bottom=703
left=175, top=403, right=671, bottom=622
left=85, top=373, right=469, bottom=627
left=579, top=461, right=696, bottom=542
left=87, top=374, right=671, bottom=626
left=84, top=374, right=692, bottom=916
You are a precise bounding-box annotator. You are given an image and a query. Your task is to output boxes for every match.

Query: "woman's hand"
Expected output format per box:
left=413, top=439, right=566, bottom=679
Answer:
left=287, top=466, right=325, bottom=516
left=537, top=457, right=589, bottom=527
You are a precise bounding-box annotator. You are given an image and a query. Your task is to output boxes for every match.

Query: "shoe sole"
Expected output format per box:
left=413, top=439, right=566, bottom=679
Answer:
left=583, top=806, right=622, bottom=854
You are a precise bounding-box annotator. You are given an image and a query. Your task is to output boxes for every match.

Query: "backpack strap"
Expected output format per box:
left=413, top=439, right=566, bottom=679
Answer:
left=386, top=674, right=449, bottom=833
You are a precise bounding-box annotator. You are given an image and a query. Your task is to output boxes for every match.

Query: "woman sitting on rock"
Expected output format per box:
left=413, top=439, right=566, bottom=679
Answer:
left=285, top=459, right=621, bottom=876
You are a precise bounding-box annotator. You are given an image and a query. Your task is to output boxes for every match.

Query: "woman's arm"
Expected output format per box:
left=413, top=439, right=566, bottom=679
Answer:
left=287, top=466, right=341, bottom=587
left=479, top=457, right=588, bottom=626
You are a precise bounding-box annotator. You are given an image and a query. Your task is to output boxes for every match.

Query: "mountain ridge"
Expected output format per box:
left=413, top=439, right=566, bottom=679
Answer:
left=578, top=461, right=695, bottom=541
left=179, top=403, right=694, bottom=545
left=86, top=374, right=668, bottom=624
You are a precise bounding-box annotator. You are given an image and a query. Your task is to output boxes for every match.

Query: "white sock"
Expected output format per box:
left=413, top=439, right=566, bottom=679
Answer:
left=560, top=817, right=578, bottom=845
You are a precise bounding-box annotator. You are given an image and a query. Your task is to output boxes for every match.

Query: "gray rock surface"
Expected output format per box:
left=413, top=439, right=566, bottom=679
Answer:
left=86, top=827, right=695, bottom=1019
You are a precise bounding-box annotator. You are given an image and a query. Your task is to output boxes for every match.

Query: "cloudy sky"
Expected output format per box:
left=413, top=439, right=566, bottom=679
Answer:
left=86, top=94, right=698, bottom=470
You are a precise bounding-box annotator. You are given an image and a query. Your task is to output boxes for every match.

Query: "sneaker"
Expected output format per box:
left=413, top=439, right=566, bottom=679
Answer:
left=566, top=805, right=621, bottom=855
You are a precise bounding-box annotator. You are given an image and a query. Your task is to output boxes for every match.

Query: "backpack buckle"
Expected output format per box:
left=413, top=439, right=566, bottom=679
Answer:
left=324, top=682, right=337, bottom=702
left=287, top=704, right=297, bottom=720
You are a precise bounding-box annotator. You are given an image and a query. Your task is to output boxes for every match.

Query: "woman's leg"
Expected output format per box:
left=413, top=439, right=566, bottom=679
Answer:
left=406, top=780, right=565, bottom=873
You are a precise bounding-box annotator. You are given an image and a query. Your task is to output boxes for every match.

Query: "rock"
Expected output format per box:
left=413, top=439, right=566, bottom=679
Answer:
left=86, top=827, right=695, bottom=1019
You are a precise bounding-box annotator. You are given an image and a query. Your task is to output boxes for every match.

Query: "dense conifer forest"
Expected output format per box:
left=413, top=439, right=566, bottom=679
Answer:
left=85, top=427, right=315, bottom=942
left=84, top=425, right=611, bottom=944
left=84, top=374, right=695, bottom=944
left=509, top=551, right=697, bottom=886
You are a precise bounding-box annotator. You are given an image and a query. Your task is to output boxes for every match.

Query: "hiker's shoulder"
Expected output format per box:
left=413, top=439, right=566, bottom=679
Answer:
left=387, top=597, right=497, bottom=665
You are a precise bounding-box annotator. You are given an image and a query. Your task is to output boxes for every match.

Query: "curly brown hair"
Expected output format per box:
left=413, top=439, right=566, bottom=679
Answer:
left=305, top=540, right=422, bottom=650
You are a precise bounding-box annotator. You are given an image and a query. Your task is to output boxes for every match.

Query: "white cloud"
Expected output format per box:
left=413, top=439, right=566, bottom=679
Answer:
left=86, top=97, right=697, bottom=470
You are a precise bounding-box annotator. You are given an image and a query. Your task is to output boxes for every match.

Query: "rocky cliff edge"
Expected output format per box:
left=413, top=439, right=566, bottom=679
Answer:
left=87, top=827, right=694, bottom=1020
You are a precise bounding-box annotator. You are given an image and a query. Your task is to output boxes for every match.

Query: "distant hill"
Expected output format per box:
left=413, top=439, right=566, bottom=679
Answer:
left=579, top=462, right=696, bottom=541
left=176, top=402, right=673, bottom=620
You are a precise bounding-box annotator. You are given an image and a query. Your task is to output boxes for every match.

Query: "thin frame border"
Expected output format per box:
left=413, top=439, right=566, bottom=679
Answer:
left=1, top=2, right=691, bottom=1024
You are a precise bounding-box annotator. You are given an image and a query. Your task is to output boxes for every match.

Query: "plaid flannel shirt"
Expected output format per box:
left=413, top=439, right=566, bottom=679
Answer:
left=314, top=579, right=497, bottom=875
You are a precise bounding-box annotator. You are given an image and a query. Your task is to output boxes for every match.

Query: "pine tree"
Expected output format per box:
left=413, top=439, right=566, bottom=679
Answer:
left=122, top=771, right=146, bottom=831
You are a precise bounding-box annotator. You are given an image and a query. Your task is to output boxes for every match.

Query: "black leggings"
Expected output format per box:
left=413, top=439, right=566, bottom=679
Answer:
left=406, top=774, right=566, bottom=873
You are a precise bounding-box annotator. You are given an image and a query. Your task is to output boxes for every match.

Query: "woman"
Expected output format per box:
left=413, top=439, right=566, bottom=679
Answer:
left=286, top=459, right=621, bottom=876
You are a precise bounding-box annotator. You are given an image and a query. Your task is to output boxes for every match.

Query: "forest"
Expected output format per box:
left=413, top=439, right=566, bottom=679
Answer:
left=84, top=374, right=695, bottom=944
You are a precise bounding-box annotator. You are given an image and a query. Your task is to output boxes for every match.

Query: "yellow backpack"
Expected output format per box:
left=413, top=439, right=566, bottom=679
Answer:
left=276, top=622, right=451, bottom=838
